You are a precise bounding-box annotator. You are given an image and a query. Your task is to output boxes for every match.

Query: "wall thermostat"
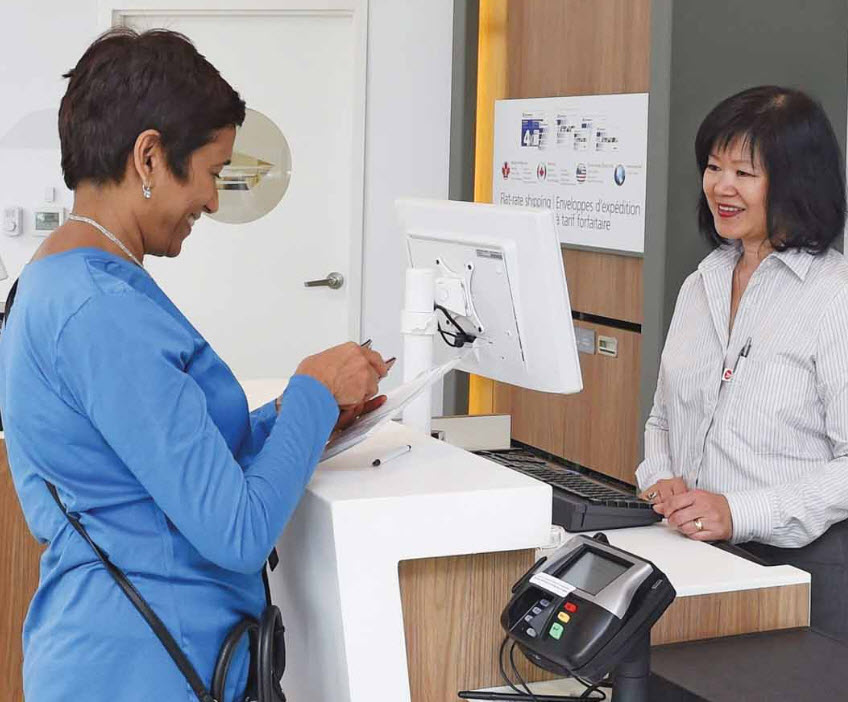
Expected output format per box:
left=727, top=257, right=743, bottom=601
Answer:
left=33, top=206, right=66, bottom=236
left=3, top=207, right=22, bottom=236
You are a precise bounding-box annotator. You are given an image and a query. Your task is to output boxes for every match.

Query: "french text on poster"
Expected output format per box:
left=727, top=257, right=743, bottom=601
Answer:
left=493, top=93, right=649, bottom=254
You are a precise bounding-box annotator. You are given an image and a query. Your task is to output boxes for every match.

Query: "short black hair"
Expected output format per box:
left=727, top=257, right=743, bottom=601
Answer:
left=695, top=85, right=846, bottom=254
left=59, top=28, right=246, bottom=190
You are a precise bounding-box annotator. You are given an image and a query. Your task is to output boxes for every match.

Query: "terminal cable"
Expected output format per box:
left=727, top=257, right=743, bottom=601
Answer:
left=457, top=635, right=606, bottom=702
left=434, top=303, right=477, bottom=348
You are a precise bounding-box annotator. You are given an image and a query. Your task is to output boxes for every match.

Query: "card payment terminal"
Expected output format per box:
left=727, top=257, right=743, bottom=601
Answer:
left=502, top=533, right=676, bottom=689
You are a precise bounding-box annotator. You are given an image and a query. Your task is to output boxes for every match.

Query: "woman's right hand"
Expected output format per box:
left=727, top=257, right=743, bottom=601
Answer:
left=639, top=476, right=688, bottom=505
left=295, top=342, right=389, bottom=408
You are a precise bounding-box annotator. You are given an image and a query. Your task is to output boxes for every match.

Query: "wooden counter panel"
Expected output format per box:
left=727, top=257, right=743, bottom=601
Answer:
left=1, top=440, right=42, bottom=702
left=400, top=550, right=809, bottom=701
left=493, top=322, right=641, bottom=485
left=399, top=550, right=556, bottom=702
left=652, top=584, right=810, bottom=646
left=564, top=249, right=643, bottom=325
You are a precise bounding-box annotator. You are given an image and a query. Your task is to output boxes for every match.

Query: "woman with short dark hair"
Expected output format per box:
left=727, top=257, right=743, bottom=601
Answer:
left=1, top=28, right=388, bottom=701
left=637, top=85, right=848, bottom=640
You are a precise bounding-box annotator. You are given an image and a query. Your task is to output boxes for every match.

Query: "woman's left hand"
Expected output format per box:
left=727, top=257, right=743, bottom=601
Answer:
left=332, top=395, right=387, bottom=437
left=654, top=489, right=733, bottom=541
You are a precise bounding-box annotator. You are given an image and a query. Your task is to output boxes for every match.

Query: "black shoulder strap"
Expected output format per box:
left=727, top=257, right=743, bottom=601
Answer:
left=45, top=481, right=217, bottom=702
left=2, top=277, right=18, bottom=328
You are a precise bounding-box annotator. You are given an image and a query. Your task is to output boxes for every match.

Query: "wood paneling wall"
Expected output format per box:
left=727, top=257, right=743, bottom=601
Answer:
left=493, top=321, right=642, bottom=484
left=564, top=249, right=643, bottom=325
left=1, top=440, right=42, bottom=701
left=471, top=0, right=652, bottom=484
left=399, top=550, right=556, bottom=702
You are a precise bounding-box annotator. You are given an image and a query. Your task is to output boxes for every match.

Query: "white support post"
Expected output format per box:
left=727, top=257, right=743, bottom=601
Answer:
left=401, top=267, right=437, bottom=435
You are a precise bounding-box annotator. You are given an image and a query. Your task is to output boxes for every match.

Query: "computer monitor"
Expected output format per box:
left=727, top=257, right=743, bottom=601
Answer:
left=396, top=198, right=582, bottom=395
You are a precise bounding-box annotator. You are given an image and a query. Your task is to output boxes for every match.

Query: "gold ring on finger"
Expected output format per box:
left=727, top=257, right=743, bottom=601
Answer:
left=646, top=490, right=658, bottom=500
left=694, top=518, right=704, bottom=531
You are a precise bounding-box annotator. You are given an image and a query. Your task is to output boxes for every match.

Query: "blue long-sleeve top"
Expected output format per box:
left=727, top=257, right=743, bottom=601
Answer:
left=0, top=248, right=339, bottom=701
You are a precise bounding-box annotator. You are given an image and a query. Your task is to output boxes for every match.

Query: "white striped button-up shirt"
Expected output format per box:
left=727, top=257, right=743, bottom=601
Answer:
left=636, top=243, right=848, bottom=547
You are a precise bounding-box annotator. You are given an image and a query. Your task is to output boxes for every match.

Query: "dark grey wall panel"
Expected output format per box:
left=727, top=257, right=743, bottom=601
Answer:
left=662, top=0, right=848, bottom=339
left=443, top=0, right=478, bottom=416
left=641, top=0, right=848, bottom=441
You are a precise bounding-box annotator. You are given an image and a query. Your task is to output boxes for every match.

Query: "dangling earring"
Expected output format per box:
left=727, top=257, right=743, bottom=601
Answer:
left=142, top=183, right=152, bottom=200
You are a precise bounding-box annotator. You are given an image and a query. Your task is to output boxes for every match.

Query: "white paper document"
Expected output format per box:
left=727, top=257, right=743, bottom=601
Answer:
left=320, top=356, right=463, bottom=461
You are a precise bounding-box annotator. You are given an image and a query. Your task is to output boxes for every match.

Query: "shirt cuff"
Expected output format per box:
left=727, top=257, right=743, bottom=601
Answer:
left=251, top=398, right=278, bottom=424
left=281, top=374, right=339, bottom=431
left=724, top=490, right=775, bottom=544
left=634, top=461, right=674, bottom=492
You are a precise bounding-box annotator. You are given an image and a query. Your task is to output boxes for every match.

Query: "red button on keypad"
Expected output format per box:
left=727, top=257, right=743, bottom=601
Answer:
left=564, top=602, right=578, bottom=613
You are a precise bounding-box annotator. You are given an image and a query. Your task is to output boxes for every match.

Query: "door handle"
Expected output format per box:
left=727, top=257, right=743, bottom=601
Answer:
left=304, top=272, right=345, bottom=290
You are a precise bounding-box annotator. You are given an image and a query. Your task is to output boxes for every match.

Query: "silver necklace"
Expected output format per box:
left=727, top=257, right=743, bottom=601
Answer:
left=67, top=213, right=144, bottom=268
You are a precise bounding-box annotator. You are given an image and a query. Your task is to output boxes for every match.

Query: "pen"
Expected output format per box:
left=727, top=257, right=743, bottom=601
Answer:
left=361, top=340, right=395, bottom=373
left=372, top=444, right=412, bottom=467
left=722, top=336, right=752, bottom=382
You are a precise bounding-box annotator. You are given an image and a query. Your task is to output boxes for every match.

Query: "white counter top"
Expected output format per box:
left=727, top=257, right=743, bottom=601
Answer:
left=584, top=522, right=810, bottom=597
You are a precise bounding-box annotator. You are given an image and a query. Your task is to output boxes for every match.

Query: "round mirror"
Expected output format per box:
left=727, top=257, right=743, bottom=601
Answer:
left=208, top=108, right=292, bottom=224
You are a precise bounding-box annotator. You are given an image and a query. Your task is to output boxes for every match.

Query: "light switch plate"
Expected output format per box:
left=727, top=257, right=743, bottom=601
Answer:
left=574, top=325, right=596, bottom=355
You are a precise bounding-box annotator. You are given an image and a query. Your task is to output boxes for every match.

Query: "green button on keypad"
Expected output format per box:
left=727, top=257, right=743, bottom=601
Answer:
left=549, top=622, right=564, bottom=640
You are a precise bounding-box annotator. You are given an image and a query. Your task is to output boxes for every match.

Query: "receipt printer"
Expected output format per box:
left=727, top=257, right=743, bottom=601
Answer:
left=502, top=533, right=676, bottom=684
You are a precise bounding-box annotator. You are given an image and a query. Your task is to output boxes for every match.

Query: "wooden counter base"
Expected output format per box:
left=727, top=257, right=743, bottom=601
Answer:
left=651, top=583, right=810, bottom=645
left=399, top=551, right=810, bottom=702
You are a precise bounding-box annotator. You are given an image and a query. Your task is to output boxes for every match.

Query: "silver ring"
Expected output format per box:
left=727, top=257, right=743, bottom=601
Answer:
left=694, top=518, right=704, bottom=531
left=646, top=490, right=658, bottom=500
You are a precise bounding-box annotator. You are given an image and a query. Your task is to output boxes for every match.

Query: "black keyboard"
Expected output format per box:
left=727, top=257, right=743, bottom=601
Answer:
left=475, top=447, right=660, bottom=532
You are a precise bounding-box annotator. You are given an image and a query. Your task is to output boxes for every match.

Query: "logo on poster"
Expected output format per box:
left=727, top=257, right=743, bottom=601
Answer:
left=536, top=163, right=547, bottom=181
left=521, top=119, right=543, bottom=148
left=502, top=162, right=511, bottom=179
left=576, top=163, right=587, bottom=184
left=614, top=165, right=626, bottom=186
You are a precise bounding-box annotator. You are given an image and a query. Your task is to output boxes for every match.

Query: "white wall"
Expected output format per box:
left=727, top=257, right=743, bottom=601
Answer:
left=0, top=1, right=100, bottom=297
left=359, top=2, right=454, bottom=404
left=0, top=1, right=454, bottom=401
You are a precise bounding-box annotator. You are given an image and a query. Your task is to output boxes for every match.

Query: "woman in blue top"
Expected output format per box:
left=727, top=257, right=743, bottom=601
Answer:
left=1, top=28, right=389, bottom=701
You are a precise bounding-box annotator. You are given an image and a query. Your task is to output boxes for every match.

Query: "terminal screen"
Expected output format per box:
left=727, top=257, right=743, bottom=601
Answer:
left=559, top=550, right=628, bottom=595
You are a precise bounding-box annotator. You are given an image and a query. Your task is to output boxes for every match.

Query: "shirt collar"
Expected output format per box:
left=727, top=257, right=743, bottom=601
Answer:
left=697, top=242, right=816, bottom=281
left=769, top=247, right=815, bottom=281
left=697, top=244, right=740, bottom=273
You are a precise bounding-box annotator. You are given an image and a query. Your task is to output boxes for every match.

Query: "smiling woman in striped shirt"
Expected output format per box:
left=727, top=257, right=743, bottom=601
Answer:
left=636, top=85, right=848, bottom=641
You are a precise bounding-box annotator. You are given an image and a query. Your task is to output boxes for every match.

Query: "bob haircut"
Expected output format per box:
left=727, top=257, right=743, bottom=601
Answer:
left=59, top=28, right=246, bottom=190
left=695, top=85, right=846, bottom=254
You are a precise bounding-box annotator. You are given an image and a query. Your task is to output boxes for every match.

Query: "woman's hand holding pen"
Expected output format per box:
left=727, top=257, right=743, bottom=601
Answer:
left=296, top=341, right=392, bottom=405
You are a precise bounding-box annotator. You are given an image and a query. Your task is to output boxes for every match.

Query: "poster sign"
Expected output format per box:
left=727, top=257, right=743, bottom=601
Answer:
left=493, top=93, right=649, bottom=254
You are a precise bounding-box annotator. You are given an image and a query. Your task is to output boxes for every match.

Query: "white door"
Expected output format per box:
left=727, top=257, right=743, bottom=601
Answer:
left=103, top=1, right=367, bottom=380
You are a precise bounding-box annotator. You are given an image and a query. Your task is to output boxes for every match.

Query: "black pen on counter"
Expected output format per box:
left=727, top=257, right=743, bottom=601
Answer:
left=372, top=444, right=412, bottom=467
